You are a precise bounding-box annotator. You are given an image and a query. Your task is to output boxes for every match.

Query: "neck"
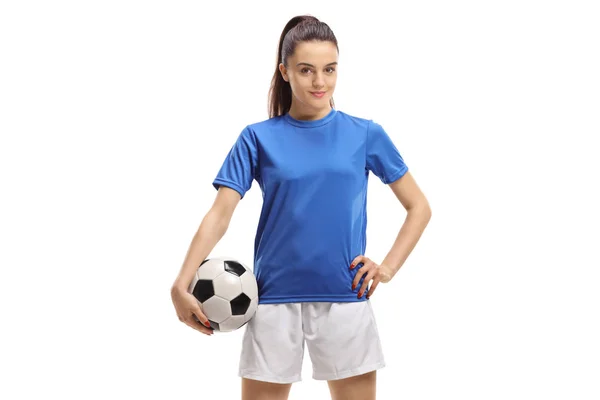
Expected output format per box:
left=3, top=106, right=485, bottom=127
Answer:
left=288, top=100, right=332, bottom=121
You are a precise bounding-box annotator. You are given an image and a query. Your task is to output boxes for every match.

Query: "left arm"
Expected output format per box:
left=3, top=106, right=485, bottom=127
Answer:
left=380, top=170, right=431, bottom=278
left=351, top=171, right=431, bottom=298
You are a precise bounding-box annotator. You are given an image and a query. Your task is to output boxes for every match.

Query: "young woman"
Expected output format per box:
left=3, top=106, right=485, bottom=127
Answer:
left=171, top=15, right=431, bottom=400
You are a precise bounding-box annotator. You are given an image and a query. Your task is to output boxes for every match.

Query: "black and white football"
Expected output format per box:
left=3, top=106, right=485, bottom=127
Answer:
left=187, top=257, right=258, bottom=332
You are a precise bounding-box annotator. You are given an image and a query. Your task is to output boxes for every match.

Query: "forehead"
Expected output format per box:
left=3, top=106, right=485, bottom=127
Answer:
left=291, top=41, right=338, bottom=65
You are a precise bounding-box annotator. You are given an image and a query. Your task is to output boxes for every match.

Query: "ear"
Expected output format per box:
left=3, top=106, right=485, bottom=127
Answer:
left=279, top=63, right=289, bottom=82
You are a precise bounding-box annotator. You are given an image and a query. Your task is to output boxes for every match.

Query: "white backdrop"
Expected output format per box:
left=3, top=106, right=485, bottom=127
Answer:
left=1, top=1, right=599, bottom=399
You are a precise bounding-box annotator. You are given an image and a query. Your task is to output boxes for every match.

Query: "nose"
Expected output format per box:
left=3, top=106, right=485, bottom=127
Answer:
left=313, top=71, right=325, bottom=88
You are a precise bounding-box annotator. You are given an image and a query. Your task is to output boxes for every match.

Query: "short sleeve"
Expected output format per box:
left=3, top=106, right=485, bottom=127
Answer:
left=212, top=126, right=258, bottom=199
left=366, top=120, right=409, bottom=184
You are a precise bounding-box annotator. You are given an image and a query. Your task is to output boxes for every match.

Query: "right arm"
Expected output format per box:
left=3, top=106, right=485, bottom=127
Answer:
left=170, top=186, right=242, bottom=334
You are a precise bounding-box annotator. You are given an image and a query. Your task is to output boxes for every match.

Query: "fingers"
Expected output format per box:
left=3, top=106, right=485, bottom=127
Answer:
left=349, top=255, right=384, bottom=299
left=357, top=268, right=377, bottom=298
left=351, top=256, right=373, bottom=290
left=178, top=310, right=214, bottom=335
left=366, top=279, right=380, bottom=299
left=349, top=255, right=366, bottom=270
left=172, top=288, right=214, bottom=335
left=191, top=313, right=215, bottom=335
left=193, top=309, right=213, bottom=328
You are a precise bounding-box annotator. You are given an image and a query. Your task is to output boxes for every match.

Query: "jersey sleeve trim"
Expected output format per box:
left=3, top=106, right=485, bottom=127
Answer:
left=212, top=178, right=247, bottom=199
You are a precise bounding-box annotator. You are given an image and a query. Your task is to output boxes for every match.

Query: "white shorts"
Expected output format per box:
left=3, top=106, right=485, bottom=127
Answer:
left=238, top=300, right=386, bottom=384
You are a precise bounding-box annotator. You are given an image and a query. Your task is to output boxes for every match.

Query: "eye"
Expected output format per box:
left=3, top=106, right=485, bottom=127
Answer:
left=326, top=67, right=336, bottom=73
left=301, top=68, right=312, bottom=74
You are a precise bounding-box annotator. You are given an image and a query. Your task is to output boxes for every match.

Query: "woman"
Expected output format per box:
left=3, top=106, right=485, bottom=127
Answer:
left=171, top=15, right=431, bottom=400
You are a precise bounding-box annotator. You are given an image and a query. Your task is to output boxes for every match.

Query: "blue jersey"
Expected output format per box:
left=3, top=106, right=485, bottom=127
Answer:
left=212, top=108, right=408, bottom=304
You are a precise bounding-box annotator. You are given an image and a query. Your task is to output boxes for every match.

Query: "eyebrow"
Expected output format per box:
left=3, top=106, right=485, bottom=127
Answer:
left=296, top=62, right=338, bottom=67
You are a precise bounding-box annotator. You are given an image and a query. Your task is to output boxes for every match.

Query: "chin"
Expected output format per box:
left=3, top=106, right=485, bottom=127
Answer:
left=308, top=95, right=330, bottom=104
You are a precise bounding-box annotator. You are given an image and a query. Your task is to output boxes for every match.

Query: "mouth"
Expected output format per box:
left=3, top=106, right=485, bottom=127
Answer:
left=310, top=91, right=326, bottom=98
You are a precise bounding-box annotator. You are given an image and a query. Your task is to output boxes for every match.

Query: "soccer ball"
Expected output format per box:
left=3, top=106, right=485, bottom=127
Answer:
left=187, top=257, right=258, bottom=332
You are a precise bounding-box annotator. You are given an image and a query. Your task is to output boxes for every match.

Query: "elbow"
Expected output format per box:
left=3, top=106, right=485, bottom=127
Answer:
left=202, top=208, right=230, bottom=237
left=408, top=201, right=432, bottom=221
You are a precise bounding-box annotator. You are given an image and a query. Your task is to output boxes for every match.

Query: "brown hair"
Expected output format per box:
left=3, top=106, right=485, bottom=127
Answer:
left=268, top=15, right=339, bottom=118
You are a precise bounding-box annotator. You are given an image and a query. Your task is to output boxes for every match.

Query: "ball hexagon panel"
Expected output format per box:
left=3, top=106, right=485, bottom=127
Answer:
left=212, top=271, right=242, bottom=301
left=201, top=296, right=231, bottom=323
left=239, top=269, right=258, bottom=300
left=192, top=280, right=214, bottom=303
left=196, top=259, right=226, bottom=281
left=219, top=315, right=248, bottom=332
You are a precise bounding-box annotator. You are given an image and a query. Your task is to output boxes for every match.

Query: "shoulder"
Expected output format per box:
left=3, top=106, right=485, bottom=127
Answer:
left=335, top=110, right=370, bottom=125
left=246, top=114, right=286, bottom=132
left=336, top=111, right=393, bottom=146
left=229, top=115, right=285, bottom=144
left=335, top=110, right=382, bottom=135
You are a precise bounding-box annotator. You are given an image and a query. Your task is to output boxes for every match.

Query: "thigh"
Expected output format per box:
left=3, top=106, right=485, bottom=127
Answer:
left=242, top=377, right=292, bottom=400
left=239, top=303, right=304, bottom=384
left=303, top=300, right=385, bottom=381
left=327, top=371, right=377, bottom=400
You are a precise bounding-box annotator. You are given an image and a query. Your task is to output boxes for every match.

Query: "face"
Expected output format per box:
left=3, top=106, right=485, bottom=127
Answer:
left=279, top=40, right=338, bottom=117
